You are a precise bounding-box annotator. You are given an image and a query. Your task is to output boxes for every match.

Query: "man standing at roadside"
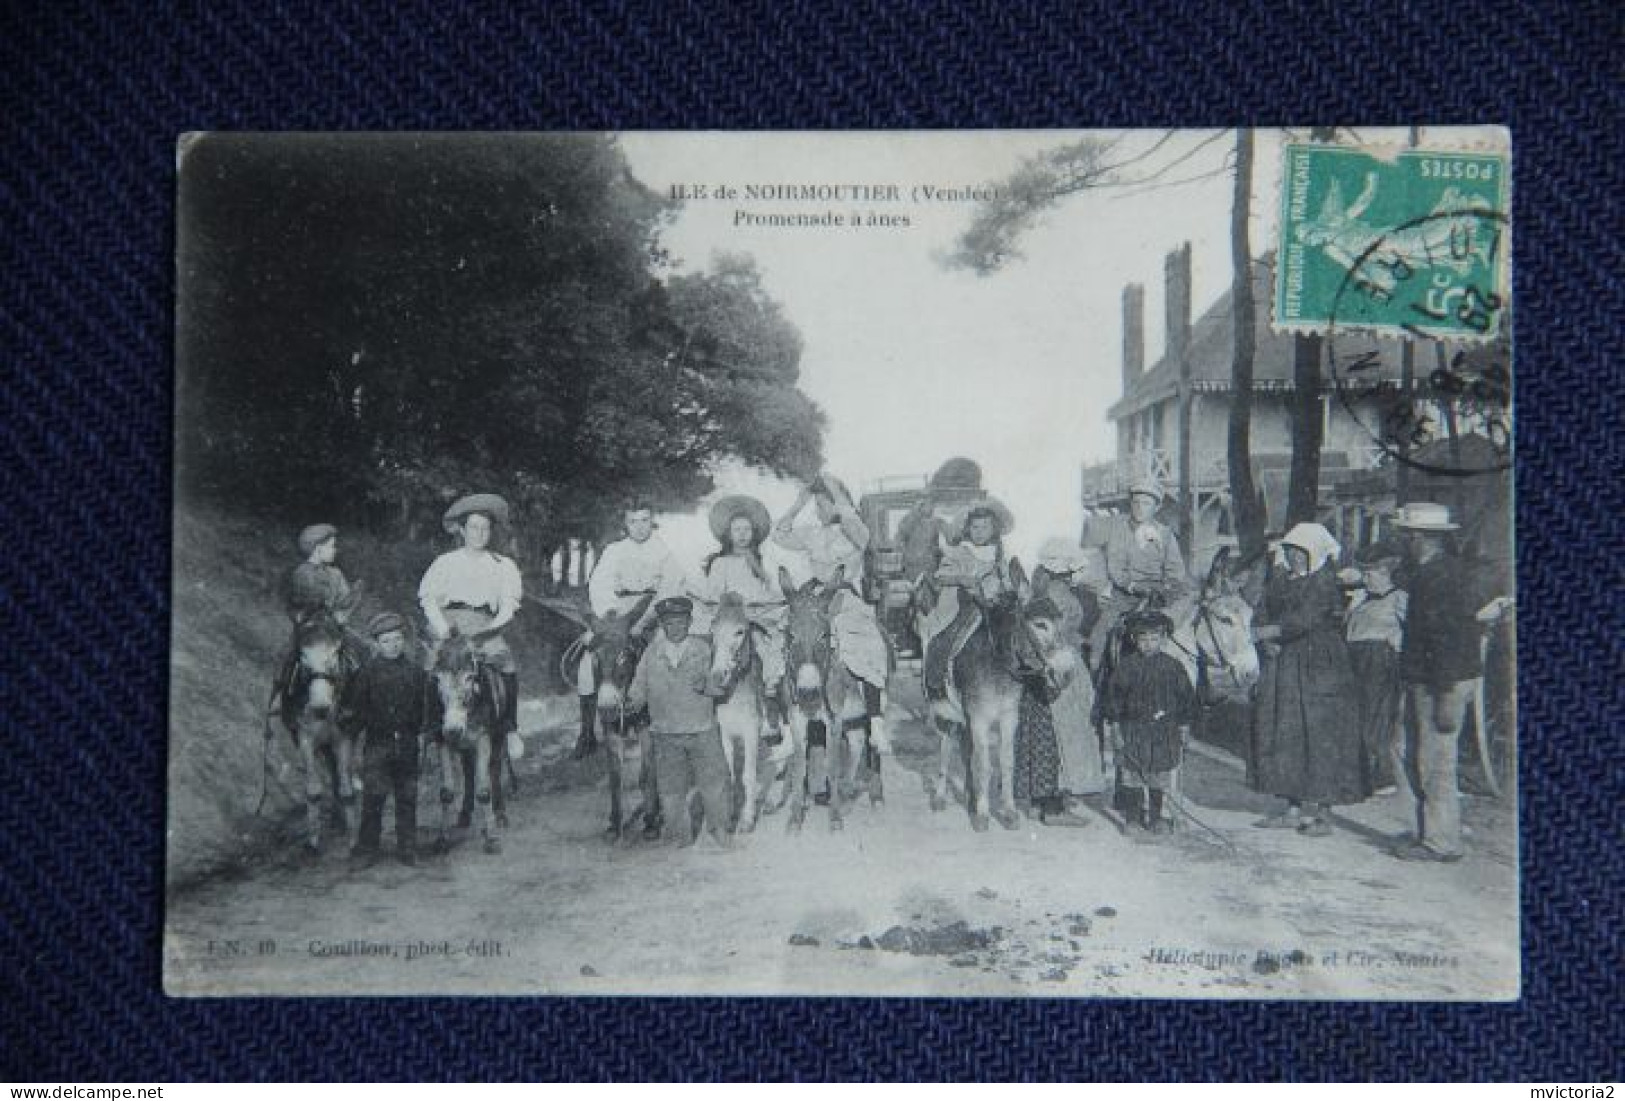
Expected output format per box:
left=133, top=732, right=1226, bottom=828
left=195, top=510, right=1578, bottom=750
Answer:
left=1389, top=503, right=1512, bottom=863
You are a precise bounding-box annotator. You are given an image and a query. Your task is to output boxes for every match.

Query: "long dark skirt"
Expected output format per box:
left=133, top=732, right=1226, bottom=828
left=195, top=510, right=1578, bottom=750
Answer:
left=1250, top=642, right=1372, bottom=806
left=1349, top=640, right=1400, bottom=790
left=1013, top=685, right=1062, bottom=804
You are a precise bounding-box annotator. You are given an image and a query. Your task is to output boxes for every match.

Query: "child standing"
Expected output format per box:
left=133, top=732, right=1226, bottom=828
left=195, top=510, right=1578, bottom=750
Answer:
left=626, top=597, right=733, bottom=849
left=342, top=612, right=435, bottom=867
left=1345, top=542, right=1408, bottom=795
left=1102, top=610, right=1198, bottom=834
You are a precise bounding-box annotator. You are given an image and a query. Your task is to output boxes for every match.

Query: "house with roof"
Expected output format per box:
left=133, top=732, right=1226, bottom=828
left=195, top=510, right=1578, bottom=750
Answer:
left=1081, top=244, right=1508, bottom=573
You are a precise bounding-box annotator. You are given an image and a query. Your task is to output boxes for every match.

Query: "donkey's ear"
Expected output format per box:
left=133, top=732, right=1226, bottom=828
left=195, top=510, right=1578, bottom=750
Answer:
left=778, top=565, right=798, bottom=601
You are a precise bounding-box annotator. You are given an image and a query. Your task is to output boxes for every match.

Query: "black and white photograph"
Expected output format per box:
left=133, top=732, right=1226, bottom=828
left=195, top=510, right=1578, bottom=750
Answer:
left=164, top=128, right=1516, bottom=998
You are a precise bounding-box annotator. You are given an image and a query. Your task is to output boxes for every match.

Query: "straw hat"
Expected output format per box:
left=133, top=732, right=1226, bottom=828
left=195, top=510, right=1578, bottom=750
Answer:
left=1392, top=502, right=1459, bottom=532
left=442, top=493, right=511, bottom=533
left=707, top=494, right=771, bottom=546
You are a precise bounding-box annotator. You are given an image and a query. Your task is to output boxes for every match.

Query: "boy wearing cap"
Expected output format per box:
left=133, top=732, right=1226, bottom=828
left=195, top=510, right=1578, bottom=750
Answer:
left=269, top=524, right=364, bottom=725
left=341, top=612, right=437, bottom=866
left=626, top=596, right=733, bottom=849
left=1100, top=610, right=1197, bottom=834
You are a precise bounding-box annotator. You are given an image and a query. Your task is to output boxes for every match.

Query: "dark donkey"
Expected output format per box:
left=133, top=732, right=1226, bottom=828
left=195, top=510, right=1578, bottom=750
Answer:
left=780, top=565, right=881, bottom=832
left=282, top=612, right=362, bottom=852
left=429, top=633, right=508, bottom=855
left=915, top=559, right=1037, bottom=831
left=585, top=592, right=658, bottom=841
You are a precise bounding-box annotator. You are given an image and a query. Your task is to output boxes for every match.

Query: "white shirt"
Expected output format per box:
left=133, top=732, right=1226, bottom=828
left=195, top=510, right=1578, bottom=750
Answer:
left=773, top=515, right=867, bottom=586
left=418, top=549, right=523, bottom=618
left=588, top=534, right=680, bottom=619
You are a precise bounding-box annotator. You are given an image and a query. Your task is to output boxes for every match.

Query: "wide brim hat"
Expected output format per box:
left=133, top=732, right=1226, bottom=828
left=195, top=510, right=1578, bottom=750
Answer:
left=297, top=523, right=337, bottom=556
left=443, top=493, right=512, bottom=533
left=929, top=457, right=984, bottom=493
left=1391, top=502, right=1459, bottom=532
left=944, top=495, right=1015, bottom=537
left=707, top=494, right=772, bottom=546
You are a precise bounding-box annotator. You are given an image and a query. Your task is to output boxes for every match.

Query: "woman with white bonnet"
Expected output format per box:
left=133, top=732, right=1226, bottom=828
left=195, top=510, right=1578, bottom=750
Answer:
left=1249, top=521, right=1371, bottom=837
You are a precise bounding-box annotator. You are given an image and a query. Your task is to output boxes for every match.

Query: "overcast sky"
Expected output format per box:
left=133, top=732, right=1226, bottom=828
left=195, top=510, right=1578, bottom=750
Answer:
left=617, top=129, right=1259, bottom=567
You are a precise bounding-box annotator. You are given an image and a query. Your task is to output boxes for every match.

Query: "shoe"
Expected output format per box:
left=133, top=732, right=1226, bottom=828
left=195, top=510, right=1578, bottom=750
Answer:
left=1148, top=818, right=1174, bottom=836
left=1040, top=809, right=1091, bottom=829
left=1297, top=818, right=1333, bottom=838
left=1252, top=812, right=1300, bottom=829
left=397, top=850, right=418, bottom=866
left=1390, top=841, right=1463, bottom=863
left=348, top=846, right=380, bottom=868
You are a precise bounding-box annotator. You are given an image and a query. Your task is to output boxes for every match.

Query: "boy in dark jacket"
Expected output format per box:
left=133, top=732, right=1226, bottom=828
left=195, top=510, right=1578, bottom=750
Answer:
left=1102, top=610, right=1198, bottom=835
left=342, top=611, right=436, bottom=866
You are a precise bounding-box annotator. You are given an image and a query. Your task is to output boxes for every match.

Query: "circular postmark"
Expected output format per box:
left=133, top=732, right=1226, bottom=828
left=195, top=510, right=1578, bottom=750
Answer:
left=1323, top=205, right=1512, bottom=480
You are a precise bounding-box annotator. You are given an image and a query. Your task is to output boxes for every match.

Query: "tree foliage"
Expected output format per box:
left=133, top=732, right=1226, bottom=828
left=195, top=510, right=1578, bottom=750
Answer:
left=177, top=133, right=822, bottom=542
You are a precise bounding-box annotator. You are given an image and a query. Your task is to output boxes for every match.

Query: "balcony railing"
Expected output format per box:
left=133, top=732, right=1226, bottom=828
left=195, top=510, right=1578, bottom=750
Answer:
left=1081, top=446, right=1389, bottom=504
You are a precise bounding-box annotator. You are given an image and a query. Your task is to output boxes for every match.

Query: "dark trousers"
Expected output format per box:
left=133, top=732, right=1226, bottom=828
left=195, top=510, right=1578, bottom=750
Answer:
left=651, top=728, right=731, bottom=845
left=357, top=733, right=420, bottom=853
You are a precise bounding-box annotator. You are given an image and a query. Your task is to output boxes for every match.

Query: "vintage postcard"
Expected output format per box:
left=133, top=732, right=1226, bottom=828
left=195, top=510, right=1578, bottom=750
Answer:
left=165, top=128, right=1516, bottom=998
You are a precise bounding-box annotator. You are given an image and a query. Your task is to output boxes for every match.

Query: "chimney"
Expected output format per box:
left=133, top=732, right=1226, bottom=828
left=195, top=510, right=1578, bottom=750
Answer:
left=1165, top=241, right=1192, bottom=363
left=1122, top=283, right=1144, bottom=392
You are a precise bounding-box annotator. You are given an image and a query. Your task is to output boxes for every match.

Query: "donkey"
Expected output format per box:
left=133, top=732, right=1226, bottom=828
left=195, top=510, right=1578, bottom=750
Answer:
left=584, top=592, right=657, bottom=841
left=913, top=560, right=1037, bottom=831
left=429, top=633, right=507, bottom=855
left=284, top=613, right=361, bottom=852
left=1092, top=550, right=1261, bottom=713
left=780, top=565, right=889, bottom=831
left=705, top=593, right=778, bottom=833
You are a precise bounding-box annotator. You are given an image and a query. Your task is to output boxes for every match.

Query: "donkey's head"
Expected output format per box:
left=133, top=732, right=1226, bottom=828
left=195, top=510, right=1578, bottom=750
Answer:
left=1193, top=583, right=1260, bottom=701
left=590, top=591, right=655, bottom=711
left=430, top=632, right=487, bottom=739
left=708, top=592, right=755, bottom=693
left=780, top=564, right=843, bottom=706
left=294, top=615, right=346, bottom=720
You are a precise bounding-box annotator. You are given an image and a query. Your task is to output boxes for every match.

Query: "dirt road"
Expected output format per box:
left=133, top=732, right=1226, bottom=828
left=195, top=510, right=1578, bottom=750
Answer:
left=165, top=677, right=1518, bottom=999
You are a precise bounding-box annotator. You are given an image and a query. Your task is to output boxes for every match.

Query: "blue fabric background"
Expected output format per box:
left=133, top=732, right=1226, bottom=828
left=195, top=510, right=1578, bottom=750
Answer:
left=2, top=0, right=1621, bottom=1082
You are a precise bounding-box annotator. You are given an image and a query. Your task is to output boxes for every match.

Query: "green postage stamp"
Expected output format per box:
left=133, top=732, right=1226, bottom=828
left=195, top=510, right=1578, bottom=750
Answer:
left=1275, top=141, right=1510, bottom=339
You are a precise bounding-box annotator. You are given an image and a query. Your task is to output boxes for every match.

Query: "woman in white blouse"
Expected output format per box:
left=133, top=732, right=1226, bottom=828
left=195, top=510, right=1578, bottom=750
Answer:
left=418, top=493, right=524, bottom=740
